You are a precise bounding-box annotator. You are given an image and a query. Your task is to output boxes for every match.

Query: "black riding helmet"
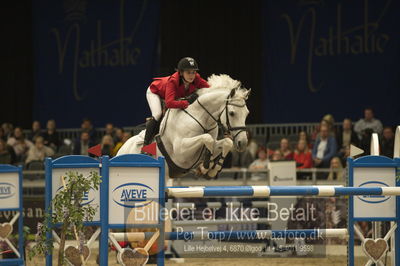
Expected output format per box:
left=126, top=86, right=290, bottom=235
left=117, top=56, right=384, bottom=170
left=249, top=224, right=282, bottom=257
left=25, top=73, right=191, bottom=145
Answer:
left=176, top=57, right=199, bottom=71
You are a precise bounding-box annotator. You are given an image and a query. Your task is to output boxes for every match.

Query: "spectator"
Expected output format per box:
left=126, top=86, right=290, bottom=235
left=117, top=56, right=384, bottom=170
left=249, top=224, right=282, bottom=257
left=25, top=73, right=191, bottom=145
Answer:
left=275, top=138, right=293, bottom=160
left=311, top=119, right=335, bottom=146
left=43, top=119, right=60, bottom=151
left=0, top=139, right=13, bottom=164
left=336, top=118, right=359, bottom=153
left=114, top=128, right=124, bottom=144
left=56, top=138, right=74, bottom=157
left=358, top=221, right=372, bottom=239
left=322, top=114, right=337, bottom=137
left=105, top=123, right=116, bottom=141
left=322, top=113, right=335, bottom=124
left=73, top=131, right=94, bottom=156
left=101, top=135, right=115, bottom=157
left=248, top=147, right=269, bottom=181
left=81, top=118, right=97, bottom=142
left=25, top=136, right=54, bottom=165
left=298, top=131, right=312, bottom=149
left=246, top=131, right=259, bottom=160
left=354, top=108, right=383, bottom=140
left=359, top=128, right=374, bottom=156
left=337, top=145, right=351, bottom=167
left=293, top=140, right=313, bottom=169
left=270, top=150, right=283, bottom=161
left=113, top=132, right=132, bottom=156
left=381, top=126, right=395, bottom=158
left=327, top=157, right=345, bottom=181
left=1, top=123, right=14, bottom=140
left=27, top=120, right=42, bottom=141
left=7, top=127, right=33, bottom=163
left=294, top=139, right=313, bottom=180
left=312, top=124, right=337, bottom=169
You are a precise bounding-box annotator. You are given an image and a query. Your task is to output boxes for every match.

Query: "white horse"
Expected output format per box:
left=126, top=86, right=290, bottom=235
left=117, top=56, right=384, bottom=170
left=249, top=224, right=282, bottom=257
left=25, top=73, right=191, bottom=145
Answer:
left=117, top=74, right=250, bottom=179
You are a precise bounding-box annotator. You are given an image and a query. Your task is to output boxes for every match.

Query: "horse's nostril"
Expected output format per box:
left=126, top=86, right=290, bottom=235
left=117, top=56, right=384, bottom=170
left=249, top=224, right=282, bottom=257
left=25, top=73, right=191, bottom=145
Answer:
left=238, top=141, right=242, bottom=148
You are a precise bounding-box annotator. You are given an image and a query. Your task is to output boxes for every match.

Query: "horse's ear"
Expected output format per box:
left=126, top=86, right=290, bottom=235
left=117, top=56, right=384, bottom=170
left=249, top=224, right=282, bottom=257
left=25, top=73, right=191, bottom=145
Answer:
left=230, top=88, right=236, bottom=98
left=244, top=89, right=251, bottom=100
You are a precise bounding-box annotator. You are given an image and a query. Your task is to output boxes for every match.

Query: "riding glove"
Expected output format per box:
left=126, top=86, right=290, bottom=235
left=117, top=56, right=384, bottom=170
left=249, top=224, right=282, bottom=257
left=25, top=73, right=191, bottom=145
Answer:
left=187, top=93, right=199, bottom=104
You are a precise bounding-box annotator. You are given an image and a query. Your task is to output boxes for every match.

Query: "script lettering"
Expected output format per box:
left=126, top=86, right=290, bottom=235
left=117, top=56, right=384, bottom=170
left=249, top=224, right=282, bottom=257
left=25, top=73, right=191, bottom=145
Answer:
left=51, top=0, right=141, bottom=101
left=282, top=0, right=391, bottom=92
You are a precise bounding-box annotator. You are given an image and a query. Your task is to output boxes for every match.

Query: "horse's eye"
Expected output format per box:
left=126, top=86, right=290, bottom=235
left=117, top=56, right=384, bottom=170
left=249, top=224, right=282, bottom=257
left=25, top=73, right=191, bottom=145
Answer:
left=229, top=111, right=235, bottom=116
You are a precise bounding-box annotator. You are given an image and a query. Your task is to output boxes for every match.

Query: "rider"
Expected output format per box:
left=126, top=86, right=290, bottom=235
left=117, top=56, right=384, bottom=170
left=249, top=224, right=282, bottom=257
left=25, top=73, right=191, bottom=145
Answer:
left=143, top=57, right=210, bottom=146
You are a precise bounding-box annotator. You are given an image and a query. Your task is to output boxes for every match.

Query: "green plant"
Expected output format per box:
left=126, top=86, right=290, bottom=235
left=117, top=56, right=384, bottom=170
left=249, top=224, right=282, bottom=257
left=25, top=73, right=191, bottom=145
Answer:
left=29, top=171, right=101, bottom=265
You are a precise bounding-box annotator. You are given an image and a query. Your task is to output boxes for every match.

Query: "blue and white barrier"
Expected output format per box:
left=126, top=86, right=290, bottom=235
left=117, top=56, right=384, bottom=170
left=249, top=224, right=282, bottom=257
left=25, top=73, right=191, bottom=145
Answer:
left=0, top=165, right=24, bottom=266
left=167, top=185, right=400, bottom=198
left=41, top=151, right=400, bottom=266
left=347, top=154, right=400, bottom=266
left=44, top=154, right=166, bottom=266
left=45, top=155, right=102, bottom=266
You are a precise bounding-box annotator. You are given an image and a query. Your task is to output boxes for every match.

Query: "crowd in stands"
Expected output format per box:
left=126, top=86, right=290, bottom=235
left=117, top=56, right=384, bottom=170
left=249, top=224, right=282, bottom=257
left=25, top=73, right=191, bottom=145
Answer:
left=0, top=108, right=396, bottom=181
left=0, top=118, right=132, bottom=170
left=227, top=107, right=396, bottom=180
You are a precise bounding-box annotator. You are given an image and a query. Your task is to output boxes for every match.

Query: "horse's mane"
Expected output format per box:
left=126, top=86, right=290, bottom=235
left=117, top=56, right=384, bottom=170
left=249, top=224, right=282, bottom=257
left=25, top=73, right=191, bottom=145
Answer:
left=197, top=74, right=242, bottom=96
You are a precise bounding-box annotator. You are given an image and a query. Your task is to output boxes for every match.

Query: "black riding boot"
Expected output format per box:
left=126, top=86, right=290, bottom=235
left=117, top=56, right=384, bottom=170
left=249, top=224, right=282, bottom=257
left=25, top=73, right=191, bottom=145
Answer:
left=143, top=117, right=158, bottom=146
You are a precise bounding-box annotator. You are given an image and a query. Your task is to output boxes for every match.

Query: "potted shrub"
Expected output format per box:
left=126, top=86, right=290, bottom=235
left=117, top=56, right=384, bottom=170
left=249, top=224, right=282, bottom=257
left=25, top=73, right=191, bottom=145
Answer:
left=29, top=171, right=101, bottom=265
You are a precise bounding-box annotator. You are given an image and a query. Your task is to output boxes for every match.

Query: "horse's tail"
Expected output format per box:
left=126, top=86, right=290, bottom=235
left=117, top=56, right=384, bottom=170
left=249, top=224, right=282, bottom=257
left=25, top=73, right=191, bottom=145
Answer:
left=116, top=130, right=145, bottom=155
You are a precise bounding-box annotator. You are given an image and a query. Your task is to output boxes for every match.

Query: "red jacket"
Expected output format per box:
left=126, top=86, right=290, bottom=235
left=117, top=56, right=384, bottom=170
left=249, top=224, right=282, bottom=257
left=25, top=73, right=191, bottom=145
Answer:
left=149, top=72, right=210, bottom=109
left=293, top=151, right=313, bottom=168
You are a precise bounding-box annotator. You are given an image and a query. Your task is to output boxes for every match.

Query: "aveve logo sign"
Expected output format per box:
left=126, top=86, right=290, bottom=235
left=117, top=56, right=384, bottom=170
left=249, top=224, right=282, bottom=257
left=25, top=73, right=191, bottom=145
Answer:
left=357, top=181, right=391, bottom=204
left=112, top=182, right=154, bottom=208
left=56, top=186, right=96, bottom=206
left=0, top=183, right=16, bottom=199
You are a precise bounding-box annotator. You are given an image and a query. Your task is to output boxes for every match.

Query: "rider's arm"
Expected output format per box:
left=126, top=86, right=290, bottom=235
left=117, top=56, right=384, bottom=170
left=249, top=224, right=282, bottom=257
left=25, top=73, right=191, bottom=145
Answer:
left=196, top=74, right=210, bottom=88
left=165, top=82, right=189, bottom=109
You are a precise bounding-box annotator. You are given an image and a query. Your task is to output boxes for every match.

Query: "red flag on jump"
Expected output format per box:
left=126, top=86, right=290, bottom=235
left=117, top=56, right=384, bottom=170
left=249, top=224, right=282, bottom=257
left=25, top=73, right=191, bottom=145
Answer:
left=141, top=142, right=157, bottom=156
left=88, top=144, right=102, bottom=157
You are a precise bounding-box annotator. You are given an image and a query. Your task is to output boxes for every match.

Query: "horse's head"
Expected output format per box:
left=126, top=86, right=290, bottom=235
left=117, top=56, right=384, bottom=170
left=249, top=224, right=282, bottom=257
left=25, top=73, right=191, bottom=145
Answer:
left=220, top=87, right=251, bottom=152
left=196, top=74, right=251, bottom=152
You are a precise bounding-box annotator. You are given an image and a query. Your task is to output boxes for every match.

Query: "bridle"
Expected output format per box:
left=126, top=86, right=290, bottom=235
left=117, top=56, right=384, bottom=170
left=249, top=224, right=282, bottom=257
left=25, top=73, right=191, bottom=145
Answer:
left=182, top=90, right=248, bottom=142
left=222, top=98, right=248, bottom=141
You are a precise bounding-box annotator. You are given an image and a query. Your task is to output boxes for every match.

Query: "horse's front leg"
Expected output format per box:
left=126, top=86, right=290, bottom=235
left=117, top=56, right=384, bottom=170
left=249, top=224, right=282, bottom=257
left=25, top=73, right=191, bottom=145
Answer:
left=173, top=133, right=215, bottom=172
left=207, top=137, right=233, bottom=178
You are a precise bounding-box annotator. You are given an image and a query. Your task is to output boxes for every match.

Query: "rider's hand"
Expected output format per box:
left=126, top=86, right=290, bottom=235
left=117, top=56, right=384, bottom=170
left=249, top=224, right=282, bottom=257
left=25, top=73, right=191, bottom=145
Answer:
left=187, top=93, right=198, bottom=104
left=181, top=101, right=189, bottom=109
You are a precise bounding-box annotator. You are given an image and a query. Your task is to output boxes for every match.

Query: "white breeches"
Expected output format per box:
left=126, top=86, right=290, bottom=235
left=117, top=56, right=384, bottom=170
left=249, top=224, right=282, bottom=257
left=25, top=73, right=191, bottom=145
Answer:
left=146, top=87, right=162, bottom=121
